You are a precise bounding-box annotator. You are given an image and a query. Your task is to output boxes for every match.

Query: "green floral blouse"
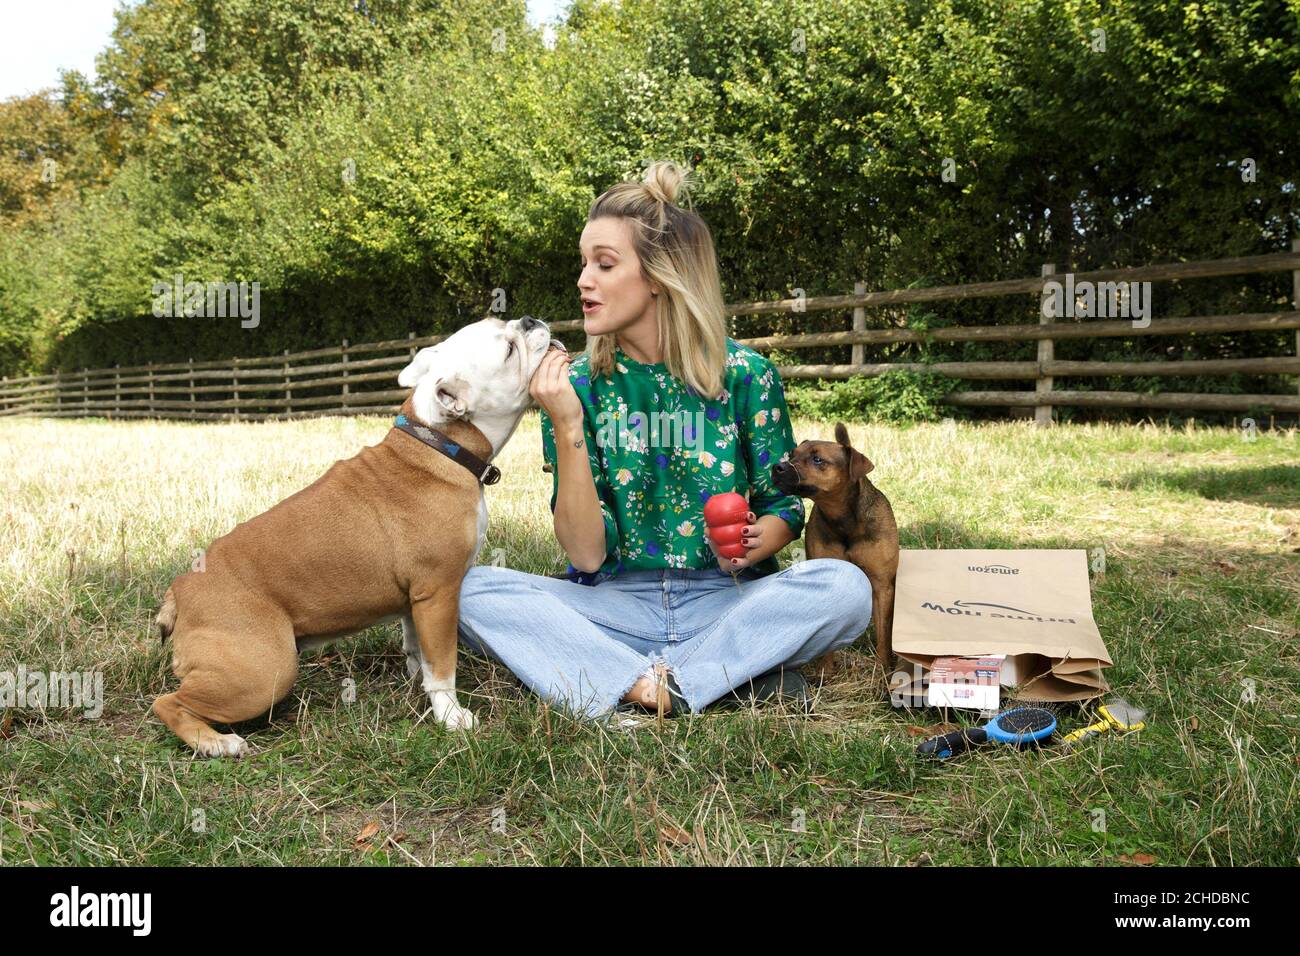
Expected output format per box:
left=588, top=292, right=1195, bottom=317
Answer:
left=540, top=338, right=806, bottom=580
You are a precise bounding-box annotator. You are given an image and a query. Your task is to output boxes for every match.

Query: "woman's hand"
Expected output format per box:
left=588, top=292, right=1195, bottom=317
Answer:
left=530, top=347, right=584, bottom=430
left=706, top=509, right=760, bottom=573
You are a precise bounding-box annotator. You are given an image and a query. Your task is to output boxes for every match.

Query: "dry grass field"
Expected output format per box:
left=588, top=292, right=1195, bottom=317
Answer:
left=1, top=412, right=1297, bottom=865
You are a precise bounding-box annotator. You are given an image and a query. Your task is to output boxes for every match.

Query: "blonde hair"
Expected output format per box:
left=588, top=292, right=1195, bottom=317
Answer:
left=584, top=160, right=728, bottom=399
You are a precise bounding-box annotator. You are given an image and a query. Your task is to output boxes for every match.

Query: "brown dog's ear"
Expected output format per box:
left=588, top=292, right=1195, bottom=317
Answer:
left=834, top=423, right=873, bottom=480
left=847, top=447, right=873, bottom=481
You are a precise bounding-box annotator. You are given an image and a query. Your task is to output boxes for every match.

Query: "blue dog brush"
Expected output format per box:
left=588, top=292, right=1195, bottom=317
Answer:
left=917, top=706, right=1057, bottom=759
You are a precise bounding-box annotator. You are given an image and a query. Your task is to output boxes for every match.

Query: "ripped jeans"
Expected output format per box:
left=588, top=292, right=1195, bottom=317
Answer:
left=455, top=559, right=874, bottom=718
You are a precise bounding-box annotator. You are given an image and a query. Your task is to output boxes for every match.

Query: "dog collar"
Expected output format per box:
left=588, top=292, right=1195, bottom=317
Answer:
left=393, top=414, right=501, bottom=486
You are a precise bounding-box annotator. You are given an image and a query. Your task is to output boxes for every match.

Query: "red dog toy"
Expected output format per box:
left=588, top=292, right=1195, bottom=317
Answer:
left=704, top=491, right=750, bottom=588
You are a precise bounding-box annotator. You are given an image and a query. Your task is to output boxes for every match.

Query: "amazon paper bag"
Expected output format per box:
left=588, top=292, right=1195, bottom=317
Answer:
left=889, top=549, right=1111, bottom=706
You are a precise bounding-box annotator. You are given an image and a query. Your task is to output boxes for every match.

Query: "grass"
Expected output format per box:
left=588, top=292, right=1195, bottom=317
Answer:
left=1, top=411, right=1298, bottom=865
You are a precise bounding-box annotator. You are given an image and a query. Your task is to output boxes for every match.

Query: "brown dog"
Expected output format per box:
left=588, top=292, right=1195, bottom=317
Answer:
left=152, top=316, right=557, bottom=756
left=771, top=422, right=899, bottom=669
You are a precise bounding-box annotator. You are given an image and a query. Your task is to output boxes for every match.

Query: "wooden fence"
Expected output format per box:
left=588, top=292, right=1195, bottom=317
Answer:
left=3, top=244, right=1299, bottom=425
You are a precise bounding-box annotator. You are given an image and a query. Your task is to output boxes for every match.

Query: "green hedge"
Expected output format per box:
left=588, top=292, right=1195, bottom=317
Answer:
left=0, top=0, right=1295, bottom=424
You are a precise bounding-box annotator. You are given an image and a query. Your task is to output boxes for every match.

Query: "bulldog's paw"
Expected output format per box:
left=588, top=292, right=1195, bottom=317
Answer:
left=195, top=731, right=248, bottom=759
left=436, top=703, right=478, bottom=732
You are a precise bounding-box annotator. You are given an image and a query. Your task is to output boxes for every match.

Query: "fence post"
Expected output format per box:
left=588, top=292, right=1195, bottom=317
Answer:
left=408, top=330, right=416, bottom=359
left=1, top=375, right=6, bottom=415
left=1293, top=238, right=1299, bottom=397
left=851, top=280, right=866, bottom=368
left=232, top=356, right=241, bottom=423
left=283, top=348, right=291, bottom=421
left=114, top=365, right=121, bottom=418
left=1036, top=263, right=1056, bottom=427
left=147, top=362, right=155, bottom=418
left=188, top=358, right=194, bottom=418
left=341, top=338, right=350, bottom=413
left=82, top=368, right=89, bottom=417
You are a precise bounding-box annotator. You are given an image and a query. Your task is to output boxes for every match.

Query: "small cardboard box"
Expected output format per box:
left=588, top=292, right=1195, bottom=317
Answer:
left=890, top=549, right=1112, bottom=706
left=927, top=656, right=1003, bottom=710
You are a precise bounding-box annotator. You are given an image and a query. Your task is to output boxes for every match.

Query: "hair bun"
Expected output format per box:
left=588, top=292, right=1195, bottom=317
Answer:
left=641, top=160, right=691, bottom=208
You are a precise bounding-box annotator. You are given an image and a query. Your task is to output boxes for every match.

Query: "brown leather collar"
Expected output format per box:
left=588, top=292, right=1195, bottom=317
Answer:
left=393, top=414, right=500, bottom=485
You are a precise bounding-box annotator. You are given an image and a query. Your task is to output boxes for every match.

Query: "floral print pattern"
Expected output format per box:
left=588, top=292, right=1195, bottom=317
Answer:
left=541, top=338, right=805, bottom=579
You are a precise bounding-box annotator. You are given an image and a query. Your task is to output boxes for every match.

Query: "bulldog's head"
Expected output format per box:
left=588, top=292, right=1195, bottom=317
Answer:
left=398, top=315, right=558, bottom=426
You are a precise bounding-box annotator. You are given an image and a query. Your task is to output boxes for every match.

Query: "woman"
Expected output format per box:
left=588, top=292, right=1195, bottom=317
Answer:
left=456, top=161, right=873, bottom=718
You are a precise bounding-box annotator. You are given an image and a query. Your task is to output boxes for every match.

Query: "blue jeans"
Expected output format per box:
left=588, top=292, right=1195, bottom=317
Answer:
left=456, top=559, right=873, bottom=719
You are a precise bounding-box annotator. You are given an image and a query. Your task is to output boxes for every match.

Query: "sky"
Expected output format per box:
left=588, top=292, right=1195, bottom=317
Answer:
left=0, top=0, right=573, bottom=101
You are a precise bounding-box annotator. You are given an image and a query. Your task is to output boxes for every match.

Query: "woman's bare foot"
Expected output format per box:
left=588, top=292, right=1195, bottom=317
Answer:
left=622, top=664, right=673, bottom=713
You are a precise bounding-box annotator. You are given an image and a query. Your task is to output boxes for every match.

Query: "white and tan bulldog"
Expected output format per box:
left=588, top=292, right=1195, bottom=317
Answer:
left=153, top=315, right=559, bottom=757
